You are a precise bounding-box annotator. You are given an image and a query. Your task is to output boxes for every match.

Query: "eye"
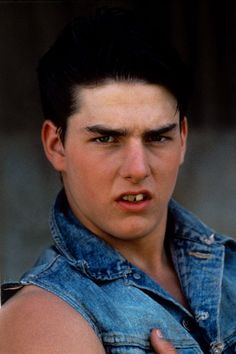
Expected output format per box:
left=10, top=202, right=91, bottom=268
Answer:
left=145, top=134, right=169, bottom=143
left=95, top=136, right=115, bottom=143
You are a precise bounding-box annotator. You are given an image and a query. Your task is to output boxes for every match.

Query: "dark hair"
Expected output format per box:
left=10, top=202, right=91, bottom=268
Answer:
left=38, top=8, right=191, bottom=138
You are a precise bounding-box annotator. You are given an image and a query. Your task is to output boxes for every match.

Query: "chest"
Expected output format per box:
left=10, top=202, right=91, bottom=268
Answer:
left=19, top=242, right=236, bottom=353
left=145, top=264, right=190, bottom=310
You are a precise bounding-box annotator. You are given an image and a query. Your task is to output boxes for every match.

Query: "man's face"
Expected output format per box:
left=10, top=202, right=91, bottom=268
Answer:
left=45, top=81, right=187, bottom=247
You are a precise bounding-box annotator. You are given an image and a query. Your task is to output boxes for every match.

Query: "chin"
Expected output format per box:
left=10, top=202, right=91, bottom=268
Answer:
left=112, top=224, right=151, bottom=241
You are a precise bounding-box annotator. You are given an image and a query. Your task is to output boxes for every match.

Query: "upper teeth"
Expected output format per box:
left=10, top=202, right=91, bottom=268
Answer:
left=122, top=194, right=144, bottom=202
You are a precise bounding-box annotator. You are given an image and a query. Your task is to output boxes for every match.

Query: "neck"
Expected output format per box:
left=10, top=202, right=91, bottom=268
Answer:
left=106, top=220, right=169, bottom=275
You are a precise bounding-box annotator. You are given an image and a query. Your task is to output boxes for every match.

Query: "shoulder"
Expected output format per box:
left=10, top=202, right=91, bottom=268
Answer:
left=0, top=285, right=105, bottom=354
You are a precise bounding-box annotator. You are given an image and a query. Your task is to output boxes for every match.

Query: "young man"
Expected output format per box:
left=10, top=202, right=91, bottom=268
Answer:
left=1, top=9, right=236, bottom=354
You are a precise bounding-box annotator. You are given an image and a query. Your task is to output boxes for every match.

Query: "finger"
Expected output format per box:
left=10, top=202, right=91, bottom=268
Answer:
left=150, top=329, right=178, bottom=354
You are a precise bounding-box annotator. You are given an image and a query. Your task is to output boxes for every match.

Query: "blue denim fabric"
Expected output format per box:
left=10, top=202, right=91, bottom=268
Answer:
left=2, top=190, right=236, bottom=353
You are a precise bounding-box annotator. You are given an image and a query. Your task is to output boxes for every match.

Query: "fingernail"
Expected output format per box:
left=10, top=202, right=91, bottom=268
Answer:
left=155, top=329, right=163, bottom=338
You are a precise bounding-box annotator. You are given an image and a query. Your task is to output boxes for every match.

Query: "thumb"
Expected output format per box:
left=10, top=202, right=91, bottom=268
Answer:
left=150, top=329, right=178, bottom=354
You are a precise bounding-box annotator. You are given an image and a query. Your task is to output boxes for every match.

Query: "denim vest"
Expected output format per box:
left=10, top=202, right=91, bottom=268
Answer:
left=2, top=191, right=236, bottom=353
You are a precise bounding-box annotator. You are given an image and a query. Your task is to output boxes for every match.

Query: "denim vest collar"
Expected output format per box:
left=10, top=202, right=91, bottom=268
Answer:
left=49, top=189, right=231, bottom=282
left=50, top=190, right=132, bottom=281
left=50, top=190, right=236, bottom=346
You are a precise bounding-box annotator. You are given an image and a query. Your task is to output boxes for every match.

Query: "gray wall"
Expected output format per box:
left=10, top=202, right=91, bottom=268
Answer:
left=1, top=1, right=236, bottom=282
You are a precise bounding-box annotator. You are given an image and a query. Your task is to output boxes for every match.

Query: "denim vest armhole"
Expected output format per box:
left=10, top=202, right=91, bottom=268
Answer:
left=18, top=264, right=102, bottom=341
left=1, top=278, right=102, bottom=343
left=1, top=282, right=24, bottom=305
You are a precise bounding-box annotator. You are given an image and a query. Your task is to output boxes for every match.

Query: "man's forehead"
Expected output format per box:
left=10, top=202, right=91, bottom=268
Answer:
left=70, top=82, right=179, bottom=132
left=73, top=81, right=178, bottom=111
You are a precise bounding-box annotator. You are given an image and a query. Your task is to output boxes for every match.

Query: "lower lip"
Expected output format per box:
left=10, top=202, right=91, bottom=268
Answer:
left=116, top=199, right=151, bottom=212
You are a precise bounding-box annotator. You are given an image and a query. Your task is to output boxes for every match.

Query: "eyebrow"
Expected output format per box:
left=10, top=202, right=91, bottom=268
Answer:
left=85, top=125, right=128, bottom=137
left=84, top=123, right=178, bottom=137
left=143, top=123, right=178, bottom=139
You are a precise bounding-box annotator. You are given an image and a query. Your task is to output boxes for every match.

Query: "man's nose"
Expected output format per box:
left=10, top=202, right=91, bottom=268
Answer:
left=119, top=141, right=151, bottom=183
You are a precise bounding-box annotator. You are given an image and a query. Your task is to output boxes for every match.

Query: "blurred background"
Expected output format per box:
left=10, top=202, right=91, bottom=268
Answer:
left=1, top=0, right=236, bottom=282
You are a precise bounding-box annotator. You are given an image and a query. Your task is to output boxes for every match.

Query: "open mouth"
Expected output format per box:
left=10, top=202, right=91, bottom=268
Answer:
left=118, top=192, right=151, bottom=203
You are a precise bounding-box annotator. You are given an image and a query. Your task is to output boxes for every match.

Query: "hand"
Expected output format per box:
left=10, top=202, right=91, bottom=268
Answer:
left=150, top=329, right=178, bottom=353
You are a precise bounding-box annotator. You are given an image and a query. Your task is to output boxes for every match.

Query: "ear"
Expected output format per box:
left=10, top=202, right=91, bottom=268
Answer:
left=180, top=117, right=188, bottom=165
left=41, top=120, right=65, bottom=172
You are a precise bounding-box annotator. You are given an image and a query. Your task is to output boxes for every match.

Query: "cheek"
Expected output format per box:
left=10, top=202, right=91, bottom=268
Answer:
left=167, top=157, right=183, bottom=180
left=153, top=150, right=183, bottom=176
left=66, top=153, right=109, bottom=197
left=169, top=153, right=183, bottom=171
